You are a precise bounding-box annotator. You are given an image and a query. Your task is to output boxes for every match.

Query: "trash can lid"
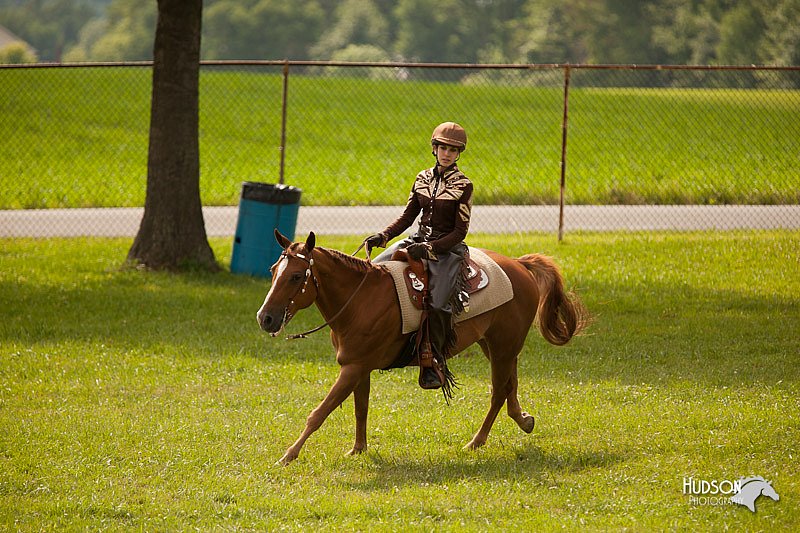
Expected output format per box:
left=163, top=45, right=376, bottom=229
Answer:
left=240, top=182, right=302, bottom=204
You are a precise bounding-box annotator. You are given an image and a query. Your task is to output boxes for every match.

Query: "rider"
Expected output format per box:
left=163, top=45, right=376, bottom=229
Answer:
left=365, top=122, right=473, bottom=391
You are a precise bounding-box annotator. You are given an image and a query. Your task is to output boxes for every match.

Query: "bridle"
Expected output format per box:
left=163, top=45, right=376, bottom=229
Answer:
left=275, top=240, right=372, bottom=339
left=270, top=248, right=316, bottom=337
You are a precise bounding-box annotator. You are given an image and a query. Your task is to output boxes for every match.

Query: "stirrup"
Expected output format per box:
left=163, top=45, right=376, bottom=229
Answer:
left=419, top=366, right=443, bottom=390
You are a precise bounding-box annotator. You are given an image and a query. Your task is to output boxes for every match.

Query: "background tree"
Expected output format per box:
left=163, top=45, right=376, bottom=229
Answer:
left=0, top=0, right=96, bottom=61
left=64, top=0, right=156, bottom=61
left=0, top=41, right=37, bottom=63
left=393, top=0, right=477, bottom=64
left=587, top=0, right=665, bottom=64
left=472, top=0, right=528, bottom=63
left=310, top=0, right=390, bottom=59
left=5, top=0, right=798, bottom=66
left=648, top=0, right=731, bottom=65
left=760, top=0, right=800, bottom=66
left=516, top=0, right=593, bottom=63
left=203, top=0, right=323, bottom=59
left=127, top=0, right=217, bottom=271
left=718, top=2, right=765, bottom=64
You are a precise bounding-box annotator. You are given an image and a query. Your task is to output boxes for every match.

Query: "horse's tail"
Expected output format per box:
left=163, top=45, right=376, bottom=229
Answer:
left=517, top=254, right=589, bottom=346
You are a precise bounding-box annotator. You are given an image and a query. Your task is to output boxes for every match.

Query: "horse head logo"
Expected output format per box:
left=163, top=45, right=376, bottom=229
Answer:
left=730, top=476, right=780, bottom=512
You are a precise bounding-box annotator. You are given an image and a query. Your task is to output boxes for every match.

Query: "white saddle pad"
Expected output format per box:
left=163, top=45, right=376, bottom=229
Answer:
left=381, top=247, right=514, bottom=334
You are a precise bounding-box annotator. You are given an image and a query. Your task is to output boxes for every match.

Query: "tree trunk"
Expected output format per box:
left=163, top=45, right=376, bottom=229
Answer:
left=127, top=0, right=218, bottom=271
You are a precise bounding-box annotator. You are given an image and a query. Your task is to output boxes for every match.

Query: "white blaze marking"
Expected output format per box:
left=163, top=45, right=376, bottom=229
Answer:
left=259, top=256, right=288, bottom=313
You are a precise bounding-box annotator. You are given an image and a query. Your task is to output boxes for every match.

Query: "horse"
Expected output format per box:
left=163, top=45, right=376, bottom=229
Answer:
left=730, top=476, right=780, bottom=512
left=257, top=229, right=588, bottom=465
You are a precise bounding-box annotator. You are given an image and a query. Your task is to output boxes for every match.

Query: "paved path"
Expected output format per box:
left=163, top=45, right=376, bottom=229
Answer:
left=1, top=205, right=799, bottom=237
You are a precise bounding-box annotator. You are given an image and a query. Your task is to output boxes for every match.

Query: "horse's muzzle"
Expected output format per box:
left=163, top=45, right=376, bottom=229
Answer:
left=257, top=306, right=285, bottom=335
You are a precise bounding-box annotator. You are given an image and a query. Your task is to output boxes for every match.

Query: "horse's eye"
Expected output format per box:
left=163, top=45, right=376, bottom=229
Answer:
left=291, top=272, right=304, bottom=283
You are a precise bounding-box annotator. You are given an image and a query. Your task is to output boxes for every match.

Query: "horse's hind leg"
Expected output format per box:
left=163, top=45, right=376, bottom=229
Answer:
left=464, top=339, right=517, bottom=450
left=505, top=363, right=535, bottom=434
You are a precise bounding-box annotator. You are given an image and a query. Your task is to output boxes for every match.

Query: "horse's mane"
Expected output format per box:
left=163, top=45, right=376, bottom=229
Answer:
left=318, top=246, right=374, bottom=273
left=739, top=476, right=767, bottom=487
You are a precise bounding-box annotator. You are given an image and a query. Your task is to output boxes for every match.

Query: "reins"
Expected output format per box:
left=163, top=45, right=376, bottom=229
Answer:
left=286, top=240, right=372, bottom=339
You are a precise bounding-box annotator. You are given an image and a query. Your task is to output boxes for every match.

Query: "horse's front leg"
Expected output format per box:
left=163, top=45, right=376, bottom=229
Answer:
left=277, top=364, right=366, bottom=466
left=347, top=372, right=370, bottom=456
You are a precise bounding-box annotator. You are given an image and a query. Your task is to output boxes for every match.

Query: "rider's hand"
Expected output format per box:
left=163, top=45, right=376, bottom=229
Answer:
left=406, top=242, right=431, bottom=260
left=364, top=233, right=386, bottom=252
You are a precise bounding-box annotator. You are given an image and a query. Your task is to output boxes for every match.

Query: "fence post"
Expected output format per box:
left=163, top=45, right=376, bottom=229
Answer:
left=558, top=64, right=571, bottom=242
left=279, top=59, right=289, bottom=185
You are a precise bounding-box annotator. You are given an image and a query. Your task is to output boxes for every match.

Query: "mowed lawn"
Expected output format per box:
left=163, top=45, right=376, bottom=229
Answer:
left=1, top=231, right=798, bottom=530
left=1, top=67, right=798, bottom=209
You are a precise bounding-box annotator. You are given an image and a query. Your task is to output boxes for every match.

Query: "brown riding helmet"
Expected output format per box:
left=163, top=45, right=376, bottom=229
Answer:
left=431, top=122, right=467, bottom=152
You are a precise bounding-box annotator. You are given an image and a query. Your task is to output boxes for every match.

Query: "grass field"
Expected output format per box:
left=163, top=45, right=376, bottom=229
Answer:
left=1, top=67, right=798, bottom=209
left=1, top=231, right=798, bottom=530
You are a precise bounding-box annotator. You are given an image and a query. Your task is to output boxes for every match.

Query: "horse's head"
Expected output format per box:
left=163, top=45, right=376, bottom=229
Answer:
left=731, top=477, right=781, bottom=512
left=256, top=230, right=318, bottom=335
left=761, top=481, right=780, bottom=502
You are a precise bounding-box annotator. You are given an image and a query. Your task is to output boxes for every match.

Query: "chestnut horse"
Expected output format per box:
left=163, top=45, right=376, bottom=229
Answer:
left=257, top=230, right=587, bottom=465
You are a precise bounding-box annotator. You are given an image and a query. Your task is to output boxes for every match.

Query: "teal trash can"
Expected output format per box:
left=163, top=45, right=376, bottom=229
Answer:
left=230, top=182, right=302, bottom=277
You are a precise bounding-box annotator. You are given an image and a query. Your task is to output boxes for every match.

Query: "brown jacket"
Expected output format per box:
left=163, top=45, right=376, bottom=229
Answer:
left=381, top=165, right=473, bottom=254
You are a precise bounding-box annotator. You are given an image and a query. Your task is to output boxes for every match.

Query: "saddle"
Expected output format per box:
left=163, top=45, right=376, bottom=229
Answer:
left=382, top=247, right=514, bottom=335
left=391, top=248, right=489, bottom=311
left=381, top=247, right=511, bottom=372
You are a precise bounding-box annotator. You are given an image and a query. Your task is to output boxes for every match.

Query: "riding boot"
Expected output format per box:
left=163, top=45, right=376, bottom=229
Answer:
left=418, top=308, right=456, bottom=390
left=417, top=318, right=444, bottom=389
left=426, top=308, right=452, bottom=358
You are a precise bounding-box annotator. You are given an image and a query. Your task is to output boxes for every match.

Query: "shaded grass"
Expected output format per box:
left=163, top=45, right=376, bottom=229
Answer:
left=1, top=68, right=798, bottom=209
left=1, top=232, right=798, bottom=530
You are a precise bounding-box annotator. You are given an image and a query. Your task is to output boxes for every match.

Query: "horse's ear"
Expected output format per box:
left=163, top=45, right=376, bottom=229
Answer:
left=305, top=232, right=316, bottom=252
left=274, top=228, right=292, bottom=249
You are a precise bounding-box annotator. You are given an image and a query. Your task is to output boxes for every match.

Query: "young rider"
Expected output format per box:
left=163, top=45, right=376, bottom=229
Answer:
left=365, top=122, right=473, bottom=391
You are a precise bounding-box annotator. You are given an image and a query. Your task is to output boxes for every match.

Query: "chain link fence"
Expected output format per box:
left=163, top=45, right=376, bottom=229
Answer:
left=1, top=61, right=798, bottom=238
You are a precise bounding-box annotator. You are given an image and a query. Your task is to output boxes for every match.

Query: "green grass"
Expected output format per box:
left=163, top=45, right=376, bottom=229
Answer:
left=1, top=67, right=798, bottom=208
left=1, top=231, right=798, bottom=530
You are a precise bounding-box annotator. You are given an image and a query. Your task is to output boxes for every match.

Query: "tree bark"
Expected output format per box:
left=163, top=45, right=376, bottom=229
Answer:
left=127, top=0, right=218, bottom=271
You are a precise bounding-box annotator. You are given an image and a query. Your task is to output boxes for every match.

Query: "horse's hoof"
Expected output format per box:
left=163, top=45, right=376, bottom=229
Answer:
left=275, top=452, right=296, bottom=466
left=519, top=412, right=535, bottom=434
left=346, top=446, right=365, bottom=456
left=463, top=438, right=485, bottom=451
